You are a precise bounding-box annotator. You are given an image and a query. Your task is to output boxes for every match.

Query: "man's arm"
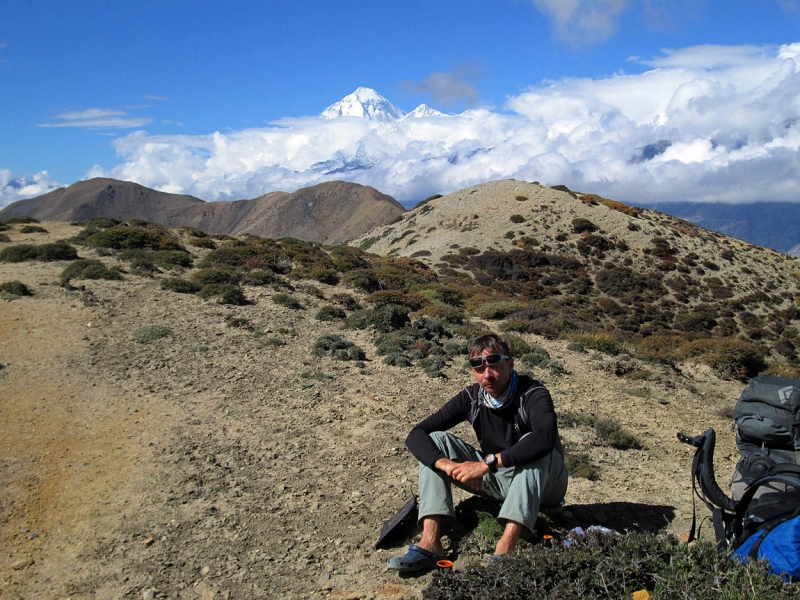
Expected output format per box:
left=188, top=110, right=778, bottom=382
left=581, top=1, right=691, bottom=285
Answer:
left=404, top=388, right=473, bottom=467
left=434, top=456, right=490, bottom=491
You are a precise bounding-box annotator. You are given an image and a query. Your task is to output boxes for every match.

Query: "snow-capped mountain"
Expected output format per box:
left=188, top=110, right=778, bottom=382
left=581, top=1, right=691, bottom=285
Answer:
left=319, top=87, right=406, bottom=121
left=404, top=104, right=445, bottom=119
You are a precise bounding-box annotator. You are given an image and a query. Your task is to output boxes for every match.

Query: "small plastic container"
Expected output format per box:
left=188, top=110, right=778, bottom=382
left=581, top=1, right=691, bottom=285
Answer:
left=542, top=534, right=554, bottom=547
left=436, top=559, right=454, bottom=570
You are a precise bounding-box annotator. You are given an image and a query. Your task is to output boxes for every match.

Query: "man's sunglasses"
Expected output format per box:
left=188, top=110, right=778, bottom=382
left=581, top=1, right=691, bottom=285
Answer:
left=469, top=354, right=509, bottom=371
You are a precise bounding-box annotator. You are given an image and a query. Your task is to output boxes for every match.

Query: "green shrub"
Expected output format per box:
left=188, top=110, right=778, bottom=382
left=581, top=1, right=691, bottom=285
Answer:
left=316, top=305, right=346, bottom=321
left=161, top=278, right=202, bottom=294
left=74, top=217, right=120, bottom=229
left=37, top=241, right=79, bottom=261
left=272, top=292, right=303, bottom=310
left=594, top=417, right=643, bottom=450
left=471, top=300, right=526, bottom=320
left=569, top=332, right=626, bottom=356
left=225, top=317, right=252, bottom=329
left=132, top=325, right=171, bottom=343
left=571, top=218, right=597, bottom=233
left=2, top=216, right=39, bottom=224
left=19, top=225, right=47, bottom=233
left=0, top=233, right=10, bottom=243
left=0, top=280, right=33, bottom=297
left=190, top=267, right=240, bottom=285
left=510, top=214, right=526, bottom=224
left=341, top=269, right=381, bottom=293
left=0, top=244, right=40, bottom=262
left=329, top=292, right=361, bottom=311
left=197, top=284, right=248, bottom=305
left=0, top=241, right=78, bottom=263
left=561, top=412, right=642, bottom=450
left=85, top=225, right=184, bottom=251
left=424, top=531, right=798, bottom=599
left=311, top=334, right=366, bottom=361
left=60, top=259, right=123, bottom=286
left=565, top=452, right=600, bottom=480
left=519, top=345, right=551, bottom=367
left=190, top=236, right=217, bottom=249
left=679, top=337, right=767, bottom=381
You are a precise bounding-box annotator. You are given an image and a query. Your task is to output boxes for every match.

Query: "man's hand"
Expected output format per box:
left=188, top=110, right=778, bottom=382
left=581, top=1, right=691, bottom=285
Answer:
left=434, top=458, right=488, bottom=491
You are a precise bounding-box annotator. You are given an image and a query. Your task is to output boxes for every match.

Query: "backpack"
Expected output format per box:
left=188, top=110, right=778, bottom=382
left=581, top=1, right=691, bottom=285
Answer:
left=731, top=375, right=800, bottom=501
left=680, top=428, right=800, bottom=581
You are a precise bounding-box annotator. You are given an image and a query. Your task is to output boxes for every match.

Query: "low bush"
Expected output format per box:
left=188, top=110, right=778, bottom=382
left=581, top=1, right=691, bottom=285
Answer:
left=0, top=233, right=10, bottom=243
left=37, top=241, right=79, bottom=261
left=470, top=300, right=526, bottom=320
left=190, top=236, right=217, bottom=249
left=424, top=530, right=798, bottom=599
left=272, top=292, right=303, bottom=310
left=84, top=225, right=184, bottom=251
left=19, top=225, right=48, bottom=233
left=0, top=244, right=39, bottom=262
left=311, top=334, right=366, bottom=361
left=132, top=325, right=171, bottom=343
left=225, top=317, right=252, bottom=329
left=565, top=451, right=600, bottom=480
left=161, top=278, right=202, bottom=294
left=197, top=284, right=248, bottom=305
left=678, top=337, right=767, bottom=381
left=0, top=241, right=78, bottom=263
left=0, top=280, right=33, bottom=297
left=315, top=305, right=346, bottom=321
left=2, top=216, right=39, bottom=224
left=561, top=412, right=642, bottom=450
left=190, top=267, right=240, bottom=286
left=569, top=332, right=626, bottom=356
left=519, top=345, right=551, bottom=368
left=74, top=217, right=121, bottom=229
left=60, top=259, right=123, bottom=286
left=571, top=218, right=597, bottom=233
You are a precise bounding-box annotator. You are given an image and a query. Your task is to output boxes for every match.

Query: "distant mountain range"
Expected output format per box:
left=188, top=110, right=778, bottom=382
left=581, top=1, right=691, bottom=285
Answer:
left=2, top=173, right=798, bottom=257
left=0, top=178, right=405, bottom=245
left=646, top=201, right=800, bottom=256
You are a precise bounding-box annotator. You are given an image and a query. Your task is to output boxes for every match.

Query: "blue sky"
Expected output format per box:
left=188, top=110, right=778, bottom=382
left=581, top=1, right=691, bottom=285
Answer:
left=2, top=0, right=800, bottom=208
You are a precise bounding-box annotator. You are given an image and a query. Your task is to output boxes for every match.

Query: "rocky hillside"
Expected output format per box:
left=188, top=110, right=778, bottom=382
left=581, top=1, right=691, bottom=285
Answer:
left=353, top=179, right=799, bottom=373
left=0, top=178, right=405, bottom=245
left=0, top=179, right=798, bottom=598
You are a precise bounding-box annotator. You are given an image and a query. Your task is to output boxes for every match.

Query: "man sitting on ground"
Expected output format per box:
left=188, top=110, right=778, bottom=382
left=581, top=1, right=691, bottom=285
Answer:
left=387, top=333, right=568, bottom=571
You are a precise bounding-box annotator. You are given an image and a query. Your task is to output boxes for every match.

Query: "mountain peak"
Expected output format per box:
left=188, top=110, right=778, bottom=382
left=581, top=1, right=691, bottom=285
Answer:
left=319, top=87, right=405, bottom=121
left=405, top=104, right=445, bottom=119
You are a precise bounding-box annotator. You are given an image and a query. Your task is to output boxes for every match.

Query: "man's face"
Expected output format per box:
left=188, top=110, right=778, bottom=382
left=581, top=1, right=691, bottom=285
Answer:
left=470, top=350, right=514, bottom=398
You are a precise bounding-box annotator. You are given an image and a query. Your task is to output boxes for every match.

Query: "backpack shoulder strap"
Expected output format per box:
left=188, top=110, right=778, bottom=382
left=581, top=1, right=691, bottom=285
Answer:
left=467, top=385, right=480, bottom=425
left=516, top=378, right=546, bottom=429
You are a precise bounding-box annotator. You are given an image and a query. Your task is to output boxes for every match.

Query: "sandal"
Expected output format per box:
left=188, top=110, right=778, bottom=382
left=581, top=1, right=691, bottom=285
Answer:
left=386, top=544, right=445, bottom=572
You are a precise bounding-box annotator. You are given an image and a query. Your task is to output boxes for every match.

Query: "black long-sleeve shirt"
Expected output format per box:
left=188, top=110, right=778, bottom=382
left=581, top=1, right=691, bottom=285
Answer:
left=405, top=375, right=563, bottom=468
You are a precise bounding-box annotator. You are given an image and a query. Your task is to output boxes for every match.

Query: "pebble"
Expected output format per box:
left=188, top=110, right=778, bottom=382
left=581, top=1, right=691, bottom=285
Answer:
left=11, top=558, right=34, bottom=570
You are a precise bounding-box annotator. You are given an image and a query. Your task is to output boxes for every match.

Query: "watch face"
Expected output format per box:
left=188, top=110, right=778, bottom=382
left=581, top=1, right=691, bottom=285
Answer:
left=485, top=454, right=495, bottom=465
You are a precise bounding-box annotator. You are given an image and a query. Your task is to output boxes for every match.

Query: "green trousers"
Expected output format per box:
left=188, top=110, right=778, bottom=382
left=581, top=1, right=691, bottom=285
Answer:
left=418, top=431, right=568, bottom=535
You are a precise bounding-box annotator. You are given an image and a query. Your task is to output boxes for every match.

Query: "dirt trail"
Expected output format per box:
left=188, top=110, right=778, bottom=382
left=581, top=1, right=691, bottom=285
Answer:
left=1, top=286, right=155, bottom=597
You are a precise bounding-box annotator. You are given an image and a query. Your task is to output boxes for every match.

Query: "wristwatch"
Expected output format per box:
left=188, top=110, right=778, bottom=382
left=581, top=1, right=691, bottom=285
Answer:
left=484, top=453, right=498, bottom=473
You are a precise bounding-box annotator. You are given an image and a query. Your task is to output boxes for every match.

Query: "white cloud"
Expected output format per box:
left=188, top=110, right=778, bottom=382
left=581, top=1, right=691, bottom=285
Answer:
left=532, top=0, right=632, bottom=45
left=0, top=169, right=63, bottom=210
left=86, top=43, right=800, bottom=206
left=400, top=65, right=484, bottom=108
left=37, top=107, right=152, bottom=129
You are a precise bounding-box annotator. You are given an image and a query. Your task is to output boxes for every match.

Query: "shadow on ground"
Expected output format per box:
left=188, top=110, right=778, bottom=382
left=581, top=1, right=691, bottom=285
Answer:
left=376, top=496, right=677, bottom=578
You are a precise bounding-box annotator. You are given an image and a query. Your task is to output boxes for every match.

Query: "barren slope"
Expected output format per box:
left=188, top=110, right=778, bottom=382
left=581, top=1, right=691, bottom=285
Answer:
left=0, top=221, right=761, bottom=599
